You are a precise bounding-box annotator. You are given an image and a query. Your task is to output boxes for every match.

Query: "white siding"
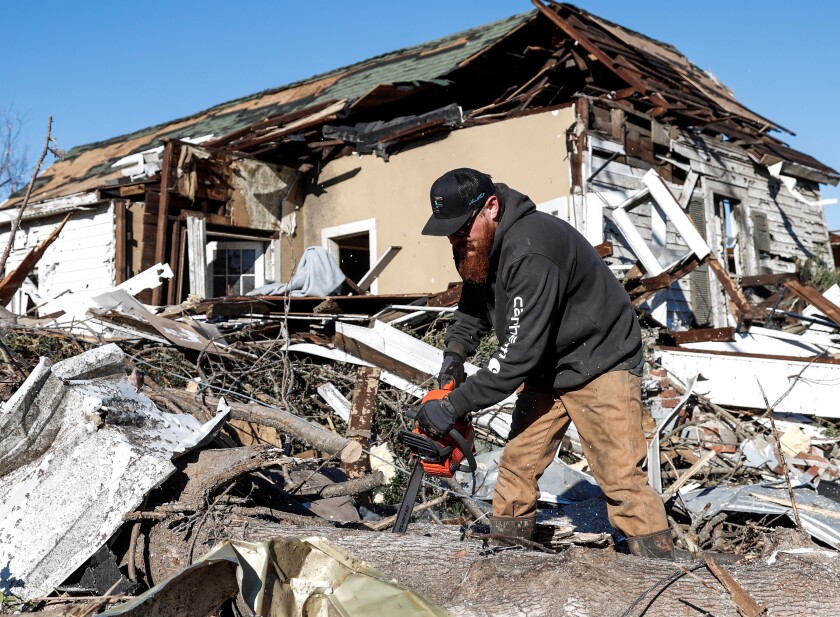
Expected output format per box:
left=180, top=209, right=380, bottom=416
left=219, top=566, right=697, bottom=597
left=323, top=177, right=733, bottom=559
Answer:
left=0, top=204, right=116, bottom=310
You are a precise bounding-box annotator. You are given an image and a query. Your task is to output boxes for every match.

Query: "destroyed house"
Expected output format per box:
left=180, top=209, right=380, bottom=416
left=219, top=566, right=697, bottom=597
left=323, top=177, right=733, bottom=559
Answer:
left=2, top=1, right=837, bottom=328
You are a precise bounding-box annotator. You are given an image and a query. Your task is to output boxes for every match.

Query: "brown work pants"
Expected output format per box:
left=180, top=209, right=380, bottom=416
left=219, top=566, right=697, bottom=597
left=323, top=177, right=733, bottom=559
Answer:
left=493, top=370, right=668, bottom=538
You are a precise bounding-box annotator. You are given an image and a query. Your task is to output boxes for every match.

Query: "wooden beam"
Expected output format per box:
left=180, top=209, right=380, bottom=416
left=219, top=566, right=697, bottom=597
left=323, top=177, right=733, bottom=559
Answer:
left=167, top=219, right=182, bottom=305
left=706, top=257, right=754, bottom=320
left=342, top=367, right=380, bottom=480
left=0, top=212, right=73, bottom=305
left=332, top=332, right=430, bottom=384
left=629, top=255, right=702, bottom=304
left=356, top=246, right=402, bottom=292
left=427, top=283, right=462, bottom=307
left=740, top=272, right=797, bottom=288
left=671, top=327, right=735, bottom=345
left=114, top=201, right=127, bottom=286
left=151, top=141, right=174, bottom=305
left=594, top=241, right=613, bottom=258
left=178, top=209, right=232, bottom=226
left=785, top=280, right=840, bottom=326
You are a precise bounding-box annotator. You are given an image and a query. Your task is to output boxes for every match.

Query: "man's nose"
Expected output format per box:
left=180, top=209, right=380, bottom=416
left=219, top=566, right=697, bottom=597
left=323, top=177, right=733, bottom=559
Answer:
left=449, top=234, right=464, bottom=246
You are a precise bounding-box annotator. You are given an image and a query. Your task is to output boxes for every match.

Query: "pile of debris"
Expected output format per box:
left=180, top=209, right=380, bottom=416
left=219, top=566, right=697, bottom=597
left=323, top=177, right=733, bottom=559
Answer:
left=1, top=245, right=839, bottom=616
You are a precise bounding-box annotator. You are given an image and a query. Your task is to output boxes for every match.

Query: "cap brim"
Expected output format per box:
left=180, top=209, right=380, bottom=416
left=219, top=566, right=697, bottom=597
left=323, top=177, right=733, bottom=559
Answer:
left=421, top=210, right=473, bottom=236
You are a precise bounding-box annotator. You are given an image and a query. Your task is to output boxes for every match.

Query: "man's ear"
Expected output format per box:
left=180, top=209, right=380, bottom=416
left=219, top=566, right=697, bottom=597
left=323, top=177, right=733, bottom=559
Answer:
left=486, top=194, right=500, bottom=221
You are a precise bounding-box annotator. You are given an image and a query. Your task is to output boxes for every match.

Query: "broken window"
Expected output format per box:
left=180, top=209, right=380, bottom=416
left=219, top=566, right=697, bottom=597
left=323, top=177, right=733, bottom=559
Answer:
left=334, top=232, right=370, bottom=285
left=321, top=218, right=376, bottom=291
left=207, top=241, right=265, bottom=297
left=609, top=169, right=710, bottom=277
left=714, top=195, right=743, bottom=275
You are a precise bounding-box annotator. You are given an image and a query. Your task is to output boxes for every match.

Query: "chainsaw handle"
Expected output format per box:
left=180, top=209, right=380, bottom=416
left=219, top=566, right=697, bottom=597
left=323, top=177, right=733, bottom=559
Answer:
left=406, top=381, right=456, bottom=421
left=448, top=427, right=477, bottom=473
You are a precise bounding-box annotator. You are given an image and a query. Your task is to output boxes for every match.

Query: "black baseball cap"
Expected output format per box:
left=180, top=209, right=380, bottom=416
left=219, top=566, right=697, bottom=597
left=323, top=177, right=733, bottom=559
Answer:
left=422, top=168, right=496, bottom=236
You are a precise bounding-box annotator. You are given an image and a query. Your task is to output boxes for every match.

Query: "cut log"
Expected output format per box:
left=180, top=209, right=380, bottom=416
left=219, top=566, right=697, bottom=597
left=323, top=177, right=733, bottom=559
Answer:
left=140, top=515, right=839, bottom=617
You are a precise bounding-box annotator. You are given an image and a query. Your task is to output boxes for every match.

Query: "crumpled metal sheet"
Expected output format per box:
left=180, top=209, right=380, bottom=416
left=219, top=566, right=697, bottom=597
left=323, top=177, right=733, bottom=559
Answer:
left=455, top=448, right=602, bottom=504
left=101, top=536, right=453, bottom=617
left=0, top=343, right=229, bottom=601
left=680, top=483, right=840, bottom=549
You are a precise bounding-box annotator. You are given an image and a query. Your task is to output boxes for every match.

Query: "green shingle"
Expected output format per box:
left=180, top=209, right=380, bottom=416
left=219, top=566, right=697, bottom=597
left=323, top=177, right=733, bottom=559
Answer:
left=66, top=10, right=534, bottom=160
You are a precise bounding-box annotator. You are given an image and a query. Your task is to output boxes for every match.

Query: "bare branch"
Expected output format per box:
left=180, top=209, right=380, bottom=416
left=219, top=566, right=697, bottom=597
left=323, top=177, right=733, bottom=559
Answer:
left=0, top=116, right=57, bottom=276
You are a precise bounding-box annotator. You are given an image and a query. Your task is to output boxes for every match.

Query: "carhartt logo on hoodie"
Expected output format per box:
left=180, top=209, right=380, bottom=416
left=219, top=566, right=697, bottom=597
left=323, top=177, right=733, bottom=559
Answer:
left=496, top=296, right=524, bottom=363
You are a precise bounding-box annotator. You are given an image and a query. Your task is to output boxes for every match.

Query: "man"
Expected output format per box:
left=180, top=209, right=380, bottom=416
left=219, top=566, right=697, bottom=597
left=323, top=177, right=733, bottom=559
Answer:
left=416, top=167, right=673, bottom=559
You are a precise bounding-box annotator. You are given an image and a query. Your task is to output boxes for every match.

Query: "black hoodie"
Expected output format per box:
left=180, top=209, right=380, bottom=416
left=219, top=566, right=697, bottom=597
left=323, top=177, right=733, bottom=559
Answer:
left=445, top=184, right=643, bottom=418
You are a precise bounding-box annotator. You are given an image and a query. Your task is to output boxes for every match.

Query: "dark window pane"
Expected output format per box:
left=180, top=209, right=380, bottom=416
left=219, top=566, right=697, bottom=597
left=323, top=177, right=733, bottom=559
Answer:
left=213, top=275, right=226, bottom=296
left=242, top=249, right=256, bottom=275
left=213, top=254, right=226, bottom=275
left=228, top=250, right=242, bottom=275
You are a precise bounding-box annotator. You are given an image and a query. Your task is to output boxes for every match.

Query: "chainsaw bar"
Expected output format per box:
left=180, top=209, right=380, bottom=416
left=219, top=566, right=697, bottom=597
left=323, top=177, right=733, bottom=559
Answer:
left=392, top=458, right=425, bottom=534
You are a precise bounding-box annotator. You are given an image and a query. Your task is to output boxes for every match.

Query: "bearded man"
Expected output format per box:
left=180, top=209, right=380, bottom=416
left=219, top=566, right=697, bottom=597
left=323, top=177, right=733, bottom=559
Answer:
left=416, top=168, right=673, bottom=559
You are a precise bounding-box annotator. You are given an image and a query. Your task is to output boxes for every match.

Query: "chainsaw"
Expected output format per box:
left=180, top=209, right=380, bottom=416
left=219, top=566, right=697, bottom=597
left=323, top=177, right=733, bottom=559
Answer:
left=392, top=383, right=477, bottom=534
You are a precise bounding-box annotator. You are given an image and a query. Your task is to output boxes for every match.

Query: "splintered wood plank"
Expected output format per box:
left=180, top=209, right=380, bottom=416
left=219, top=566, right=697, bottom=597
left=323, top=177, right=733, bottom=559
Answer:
left=0, top=212, right=73, bottom=305
left=594, top=241, right=613, bottom=258
left=740, top=272, right=797, bottom=288
left=342, top=367, right=380, bottom=479
left=706, top=256, right=754, bottom=320
left=671, top=327, right=736, bottom=345
left=332, top=332, right=429, bottom=385
left=785, top=280, right=840, bottom=325
left=152, top=142, right=174, bottom=305
left=629, top=255, right=702, bottom=303
left=427, top=283, right=462, bottom=307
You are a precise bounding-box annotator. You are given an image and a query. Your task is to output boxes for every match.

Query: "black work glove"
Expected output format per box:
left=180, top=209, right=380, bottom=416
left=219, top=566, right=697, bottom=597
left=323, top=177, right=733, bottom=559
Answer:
left=415, top=397, right=460, bottom=437
left=437, top=351, right=466, bottom=389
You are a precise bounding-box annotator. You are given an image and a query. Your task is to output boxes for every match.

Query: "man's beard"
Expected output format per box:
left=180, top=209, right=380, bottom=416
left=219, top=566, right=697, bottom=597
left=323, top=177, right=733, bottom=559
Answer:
left=455, top=226, right=494, bottom=284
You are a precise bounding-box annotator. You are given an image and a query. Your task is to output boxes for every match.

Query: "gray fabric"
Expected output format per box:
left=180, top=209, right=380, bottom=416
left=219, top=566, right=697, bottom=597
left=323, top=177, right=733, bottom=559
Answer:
left=247, top=246, right=345, bottom=297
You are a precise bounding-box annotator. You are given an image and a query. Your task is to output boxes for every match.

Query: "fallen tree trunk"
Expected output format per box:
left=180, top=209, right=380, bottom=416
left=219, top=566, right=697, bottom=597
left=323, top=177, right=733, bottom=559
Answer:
left=163, top=389, right=362, bottom=462
left=142, top=516, right=838, bottom=617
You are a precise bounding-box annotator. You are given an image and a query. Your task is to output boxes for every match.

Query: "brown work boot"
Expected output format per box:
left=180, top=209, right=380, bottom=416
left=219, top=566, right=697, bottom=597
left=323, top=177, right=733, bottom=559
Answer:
left=626, top=529, right=676, bottom=560
left=489, top=515, right=536, bottom=547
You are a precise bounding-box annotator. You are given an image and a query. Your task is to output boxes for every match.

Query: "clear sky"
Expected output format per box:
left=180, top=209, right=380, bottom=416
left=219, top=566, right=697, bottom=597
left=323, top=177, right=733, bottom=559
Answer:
left=3, top=1, right=838, bottom=229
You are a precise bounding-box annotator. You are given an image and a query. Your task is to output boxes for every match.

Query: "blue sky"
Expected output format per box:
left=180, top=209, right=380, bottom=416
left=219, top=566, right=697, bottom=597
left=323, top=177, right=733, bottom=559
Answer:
left=3, top=1, right=838, bottom=229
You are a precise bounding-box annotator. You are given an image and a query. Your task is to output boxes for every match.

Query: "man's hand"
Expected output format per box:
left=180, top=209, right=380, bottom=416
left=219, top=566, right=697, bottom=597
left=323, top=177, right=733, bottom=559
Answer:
left=415, top=396, right=459, bottom=437
left=438, top=351, right=466, bottom=389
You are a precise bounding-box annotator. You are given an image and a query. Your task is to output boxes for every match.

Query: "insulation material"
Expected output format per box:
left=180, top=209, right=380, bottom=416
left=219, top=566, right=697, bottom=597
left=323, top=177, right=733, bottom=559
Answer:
left=229, top=158, right=298, bottom=229
left=101, top=537, right=452, bottom=617
left=0, top=344, right=229, bottom=600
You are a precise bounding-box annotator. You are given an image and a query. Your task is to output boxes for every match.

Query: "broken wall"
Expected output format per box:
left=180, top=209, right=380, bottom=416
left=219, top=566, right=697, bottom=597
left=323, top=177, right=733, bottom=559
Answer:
left=298, top=106, right=575, bottom=294
left=582, top=111, right=833, bottom=328
left=0, top=203, right=118, bottom=312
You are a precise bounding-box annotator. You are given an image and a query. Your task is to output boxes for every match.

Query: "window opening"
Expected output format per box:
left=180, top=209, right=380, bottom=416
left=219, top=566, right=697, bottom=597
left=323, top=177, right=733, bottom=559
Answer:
left=714, top=196, right=742, bottom=275
left=334, top=232, right=370, bottom=285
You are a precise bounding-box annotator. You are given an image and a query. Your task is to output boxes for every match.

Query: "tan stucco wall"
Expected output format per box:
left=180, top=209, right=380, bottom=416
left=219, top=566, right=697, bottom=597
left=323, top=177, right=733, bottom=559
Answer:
left=296, top=106, right=575, bottom=294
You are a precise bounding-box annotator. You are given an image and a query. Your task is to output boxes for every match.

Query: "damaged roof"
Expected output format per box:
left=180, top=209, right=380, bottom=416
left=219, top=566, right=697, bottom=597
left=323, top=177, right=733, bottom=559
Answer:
left=6, top=1, right=837, bottom=208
